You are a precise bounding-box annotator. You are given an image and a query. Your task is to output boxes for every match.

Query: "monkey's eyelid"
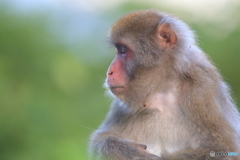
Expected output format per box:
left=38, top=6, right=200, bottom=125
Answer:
left=116, top=44, right=128, bottom=54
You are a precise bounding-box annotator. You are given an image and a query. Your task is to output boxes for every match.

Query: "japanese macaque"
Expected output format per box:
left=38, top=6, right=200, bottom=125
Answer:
left=89, top=10, right=240, bottom=160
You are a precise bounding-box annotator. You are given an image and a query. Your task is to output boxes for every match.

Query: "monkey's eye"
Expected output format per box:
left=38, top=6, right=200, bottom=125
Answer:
left=116, top=44, right=128, bottom=54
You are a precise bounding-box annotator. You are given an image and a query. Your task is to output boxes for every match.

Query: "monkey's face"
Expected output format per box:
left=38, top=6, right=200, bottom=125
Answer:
left=106, top=43, right=131, bottom=97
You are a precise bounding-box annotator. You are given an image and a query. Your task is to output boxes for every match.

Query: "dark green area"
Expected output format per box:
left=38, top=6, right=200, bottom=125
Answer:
left=0, top=2, right=239, bottom=160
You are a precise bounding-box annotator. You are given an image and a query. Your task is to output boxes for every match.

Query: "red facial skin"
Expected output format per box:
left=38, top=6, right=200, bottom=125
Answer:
left=106, top=44, right=131, bottom=95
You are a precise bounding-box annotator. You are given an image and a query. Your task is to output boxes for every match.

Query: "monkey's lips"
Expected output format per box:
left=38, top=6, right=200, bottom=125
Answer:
left=109, top=86, right=125, bottom=94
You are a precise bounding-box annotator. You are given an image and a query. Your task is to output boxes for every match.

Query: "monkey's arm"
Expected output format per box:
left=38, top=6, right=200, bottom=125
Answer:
left=90, top=132, right=160, bottom=160
left=89, top=100, right=160, bottom=160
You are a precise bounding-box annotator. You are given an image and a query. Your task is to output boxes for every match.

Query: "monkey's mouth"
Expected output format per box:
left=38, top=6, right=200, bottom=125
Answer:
left=109, top=86, right=124, bottom=89
left=109, top=86, right=125, bottom=94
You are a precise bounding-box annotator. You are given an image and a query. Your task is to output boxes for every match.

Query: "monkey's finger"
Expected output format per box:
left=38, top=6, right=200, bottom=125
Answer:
left=139, top=144, right=147, bottom=149
left=131, top=142, right=147, bottom=150
left=124, top=140, right=147, bottom=149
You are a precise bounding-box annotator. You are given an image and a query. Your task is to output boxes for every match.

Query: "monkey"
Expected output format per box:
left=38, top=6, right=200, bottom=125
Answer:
left=89, top=10, right=240, bottom=160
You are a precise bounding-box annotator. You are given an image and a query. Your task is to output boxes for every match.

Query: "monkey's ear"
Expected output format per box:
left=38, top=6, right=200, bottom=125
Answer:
left=157, top=23, right=177, bottom=49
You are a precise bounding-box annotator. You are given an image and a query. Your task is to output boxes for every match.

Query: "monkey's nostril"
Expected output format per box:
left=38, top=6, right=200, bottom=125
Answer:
left=108, top=71, right=113, bottom=75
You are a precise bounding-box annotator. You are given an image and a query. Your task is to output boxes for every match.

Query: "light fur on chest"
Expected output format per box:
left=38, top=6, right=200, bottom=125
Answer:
left=120, top=83, right=200, bottom=156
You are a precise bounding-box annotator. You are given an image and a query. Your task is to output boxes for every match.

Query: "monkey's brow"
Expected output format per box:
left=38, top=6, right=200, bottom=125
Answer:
left=115, top=43, right=126, bottom=47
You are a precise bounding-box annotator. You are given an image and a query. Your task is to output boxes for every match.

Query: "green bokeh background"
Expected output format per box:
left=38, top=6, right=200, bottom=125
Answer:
left=0, top=1, right=239, bottom=160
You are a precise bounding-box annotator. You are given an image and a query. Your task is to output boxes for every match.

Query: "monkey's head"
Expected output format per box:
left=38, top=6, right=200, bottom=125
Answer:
left=105, top=10, right=196, bottom=104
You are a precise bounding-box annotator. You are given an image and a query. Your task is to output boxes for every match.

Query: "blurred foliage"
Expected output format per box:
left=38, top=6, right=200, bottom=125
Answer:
left=0, top=4, right=109, bottom=160
left=0, top=1, right=239, bottom=160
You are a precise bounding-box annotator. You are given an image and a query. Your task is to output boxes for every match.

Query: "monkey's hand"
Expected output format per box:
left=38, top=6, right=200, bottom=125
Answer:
left=103, top=137, right=161, bottom=160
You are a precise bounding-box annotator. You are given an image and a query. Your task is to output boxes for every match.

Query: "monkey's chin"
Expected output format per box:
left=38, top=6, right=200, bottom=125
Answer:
left=109, top=86, right=125, bottom=95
